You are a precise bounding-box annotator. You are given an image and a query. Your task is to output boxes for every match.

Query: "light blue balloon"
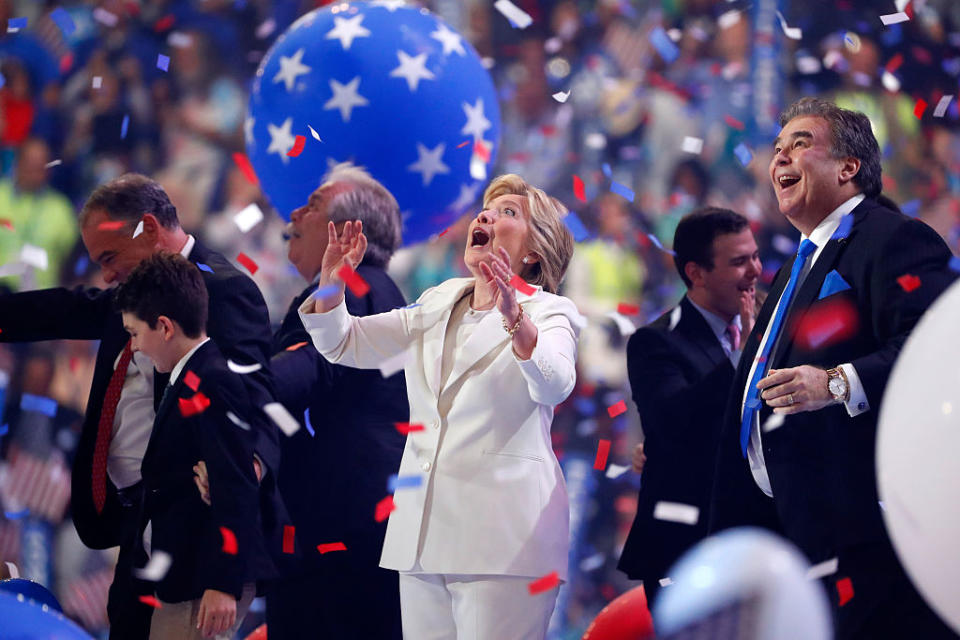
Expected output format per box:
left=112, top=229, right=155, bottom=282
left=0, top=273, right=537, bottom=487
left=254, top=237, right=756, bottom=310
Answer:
left=247, top=0, right=500, bottom=246
left=0, top=589, right=93, bottom=639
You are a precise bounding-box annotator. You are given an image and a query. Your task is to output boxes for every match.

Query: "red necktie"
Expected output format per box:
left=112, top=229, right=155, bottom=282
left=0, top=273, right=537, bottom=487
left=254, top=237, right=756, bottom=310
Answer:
left=91, top=340, right=133, bottom=513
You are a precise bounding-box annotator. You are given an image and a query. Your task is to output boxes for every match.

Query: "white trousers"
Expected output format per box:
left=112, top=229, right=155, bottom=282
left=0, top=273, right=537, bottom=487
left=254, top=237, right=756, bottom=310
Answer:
left=399, top=573, right=557, bottom=640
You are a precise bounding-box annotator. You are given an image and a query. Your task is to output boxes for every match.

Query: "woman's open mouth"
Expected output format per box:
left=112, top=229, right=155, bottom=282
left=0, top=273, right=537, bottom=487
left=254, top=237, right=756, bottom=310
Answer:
left=471, top=228, right=491, bottom=247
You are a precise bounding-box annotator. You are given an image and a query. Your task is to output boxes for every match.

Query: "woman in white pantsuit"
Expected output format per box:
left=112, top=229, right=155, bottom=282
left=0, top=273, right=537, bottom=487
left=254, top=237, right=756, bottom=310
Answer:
left=299, top=174, right=583, bottom=639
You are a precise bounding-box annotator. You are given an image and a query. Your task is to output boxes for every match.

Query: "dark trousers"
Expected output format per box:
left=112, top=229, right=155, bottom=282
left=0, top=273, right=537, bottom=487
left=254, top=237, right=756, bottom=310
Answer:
left=106, top=545, right=153, bottom=639
left=827, top=540, right=957, bottom=640
left=266, top=552, right=401, bottom=640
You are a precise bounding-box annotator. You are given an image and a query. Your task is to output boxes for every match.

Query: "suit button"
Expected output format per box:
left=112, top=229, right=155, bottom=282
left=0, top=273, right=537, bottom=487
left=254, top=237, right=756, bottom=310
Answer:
left=421, top=461, right=432, bottom=472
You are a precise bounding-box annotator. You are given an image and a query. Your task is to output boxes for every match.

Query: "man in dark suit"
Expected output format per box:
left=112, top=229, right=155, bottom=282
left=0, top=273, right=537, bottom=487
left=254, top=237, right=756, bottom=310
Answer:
left=116, top=253, right=276, bottom=639
left=267, top=163, right=408, bottom=639
left=618, top=208, right=761, bottom=609
left=0, top=173, right=283, bottom=639
left=710, top=98, right=958, bottom=638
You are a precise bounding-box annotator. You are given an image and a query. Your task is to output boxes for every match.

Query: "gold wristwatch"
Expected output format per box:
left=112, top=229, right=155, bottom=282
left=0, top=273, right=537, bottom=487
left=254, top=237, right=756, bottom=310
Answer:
left=826, top=367, right=850, bottom=404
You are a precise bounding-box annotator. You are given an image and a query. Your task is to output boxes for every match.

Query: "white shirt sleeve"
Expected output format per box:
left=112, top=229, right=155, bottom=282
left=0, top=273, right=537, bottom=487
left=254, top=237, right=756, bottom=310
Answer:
left=839, top=363, right=870, bottom=416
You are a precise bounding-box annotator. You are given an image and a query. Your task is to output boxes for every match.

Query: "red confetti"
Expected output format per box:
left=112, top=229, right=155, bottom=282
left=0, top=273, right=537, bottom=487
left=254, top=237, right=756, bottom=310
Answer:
left=724, top=114, right=745, bottom=130
left=473, top=140, right=491, bottom=163
left=528, top=571, right=560, bottom=595
left=153, top=13, right=175, bottom=31
left=607, top=400, right=627, bottom=418
left=97, top=221, right=125, bottom=231
left=286, top=135, right=306, bottom=157
left=59, top=53, right=73, bottom=74
left=138, top=595, right=162, bottom=608
left=897, top=273, right=921, bottom=292
left=438, top=227, right=450, bottom=237
left=0, top=219, right=13, bottom=231
left=616, top=302, right=640, bottom=315
left=540, top=124, right=557, bottom=137
left=395, top=422, right=425, bottom=435
left=337, top=264, right=370, bottom=297
left=886, top=53, right=904, bottom=73
left=285, top=341, right=309, bottom=351
left=220, top=526, right=238, bottom=555
left=282, top=525, right=296, bottom=554
left=510, top=274, right=536, bottom=296
left=573, top=175, right=586, bottom=203
left=837, top=576, right=854, bottom=606
left=316, top=542, right=347, bottom=554
left=236, top=252, right=259, bottom=275
left=374, top=495, right=396, bottom=522
left=791, top=297, right=859, bottom=351
left=183, top=370, right=200, bottom=392
left=178, top=392, right=211, bottom=417
left=232, top=152, right=259, bottom=185
left=913, top=99, right=928, bottom=119
left=593, top=439, right=611, bottom=470
left=455, top=140, right=471, bottom=149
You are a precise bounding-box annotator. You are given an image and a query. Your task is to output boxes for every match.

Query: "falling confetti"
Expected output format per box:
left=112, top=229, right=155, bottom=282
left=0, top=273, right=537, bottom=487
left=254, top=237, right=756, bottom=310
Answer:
left=493, top=0, right=533, bottom=29
left=178, top=393, right=211, bottom=417
left=316, top=542, right=347, bottom=554
left=282, top=526, right=296, bottom=554
left=395, top=422, right=425, bottom=435
left=681, top=136, right=704, bottom=154
left=375, top=496, right=396, bottom=522
left=653, top=501, right=700, bottom=525
left=510, top=274, right=535, bottom=295
left=220, top=526, right=238, bottom=555
left=183, top=370, right=201, bottom=392
left=806, top=557, right=838, bottom=580
left=233, top=203, right=264, bottom=233
left=593, top=439, right=611, bottom=470
left=120, top=114, right=130, bottom=139
left=616, top=303, right=640, bottom=315
left=264, top=402, right=300, bottom=437
left=286, top=134, right=307, bottom=157
left=236, top=252, right=259, bottom=275
left=138, top=595, right=162, bottom=609
left=227, top=360, right=263, bottom=375
left=338, top=264, right=371, bottom=297
left=572, top=175, right=586, bottom=203
left=232, top=152, right=259, bottom=185
left=308, top=125, right=322, bottom=141
left=528, top=571, right=560, bottom=595
left=607, top=400, right=627, bottom=418
left=135, top=551, right=172, bottom=582
left=880, top=12, right=909, bottom=26
left=156, top=54, right=170, bottom=72
left=896, top=273, right=921, bottom=292
left=552, top=90, right=570, bottom=103
left=914, top=98, right=928, bottom=119
left=836, top=577, right=854, bottom=606
left=933, top=95, right=953, bottom=118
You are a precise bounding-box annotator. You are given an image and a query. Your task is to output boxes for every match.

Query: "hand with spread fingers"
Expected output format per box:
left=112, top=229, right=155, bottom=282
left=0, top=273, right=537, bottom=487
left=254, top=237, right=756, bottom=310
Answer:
left=478, top=246, right=521, bottom=326
left=313, top=220, right=367, bottom=313
left=758, top=365, right=834, bottom=415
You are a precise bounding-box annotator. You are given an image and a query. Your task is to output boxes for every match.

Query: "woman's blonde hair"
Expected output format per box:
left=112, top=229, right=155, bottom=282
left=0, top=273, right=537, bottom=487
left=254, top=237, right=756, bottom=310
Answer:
left=482, top=174, right=574, bottom=294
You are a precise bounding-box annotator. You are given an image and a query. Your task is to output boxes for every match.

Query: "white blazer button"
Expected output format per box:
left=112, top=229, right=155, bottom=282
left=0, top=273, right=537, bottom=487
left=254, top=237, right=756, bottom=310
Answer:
left=421, top=461, right=432, bottom=472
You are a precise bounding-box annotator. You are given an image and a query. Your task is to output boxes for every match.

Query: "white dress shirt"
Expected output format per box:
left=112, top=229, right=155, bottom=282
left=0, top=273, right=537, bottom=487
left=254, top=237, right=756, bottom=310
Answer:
left=107, top=235, right=196, bottom=489
left=743, top=195, right=870, bottom=496
left=687, top=297, right=743, bottom=367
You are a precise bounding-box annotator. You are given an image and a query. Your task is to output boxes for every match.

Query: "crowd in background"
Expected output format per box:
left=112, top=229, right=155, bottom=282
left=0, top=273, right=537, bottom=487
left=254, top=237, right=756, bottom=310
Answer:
left=2, top=0, right=960, bottom=636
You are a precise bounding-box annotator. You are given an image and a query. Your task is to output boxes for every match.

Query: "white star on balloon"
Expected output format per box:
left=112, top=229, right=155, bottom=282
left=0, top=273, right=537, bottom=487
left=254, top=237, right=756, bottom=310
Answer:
left=431, top=23, right=465, bottom=56
left=267, top=117, right=296, bottom=163
left=389, top=50, right=435, bottom=92
left=323, top=76, right=369, bottom=122
left=408, top=142, right=450, bottom=186
left=325, top=14, right=371, bottom=51
left=244, top=116, right=255, bottom=146
left=461, top=98, right=491, bottom=141
left=272, top=48, right=311, bottom=92
left=371, top=0, right=406, bottom=10
left=450, top=182, right=481, bottom=211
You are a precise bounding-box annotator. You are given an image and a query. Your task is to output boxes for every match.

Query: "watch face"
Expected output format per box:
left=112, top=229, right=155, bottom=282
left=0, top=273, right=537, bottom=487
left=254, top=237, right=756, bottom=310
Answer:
left=829, top=377, right=846, bottom=397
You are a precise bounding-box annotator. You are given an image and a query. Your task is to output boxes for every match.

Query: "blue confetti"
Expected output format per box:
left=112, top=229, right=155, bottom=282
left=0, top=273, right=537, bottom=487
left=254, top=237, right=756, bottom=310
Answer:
left=900, top=199, right=921, bottom=218
left=303, top=408, right=315, bottom=437
left=4, top=508, right=29, bottom=520
left=312, top=284, right=340, bottom=300
left=646, top=233, right=675, bottom=256
left=121, top=114, right=130, bottom=139
left=20, top=393, right=58, bottom=417
left=949, top=256, right=960, bottom=273
left=0, top=73, right=4, bottom=90
left=157, top=54, right=170, bottom=72
left=562, top=211, right=591, bottom=242
left=649, top=27, right=679, bottom=64
left=73, top=254, right=90, bottom=277
left=387, top=474, right=423, bottom=492
left=601, top=163, right=612, bottom=178
left=734, top=143, right=753, bottom=167
left=7, top=17, right=28, bottom=30
left=196, top=263, right=214, bottom=273
left=745, top=398, right=762, bottom=410
left=0, top=424, right=8, bottom=436
left=610, top=181, right=635, bottom=203
left=833, top=213, right=854, bottom=240
left=49, top=8, right=75, bottom=37
left=403, top=302, right=422, bottom=309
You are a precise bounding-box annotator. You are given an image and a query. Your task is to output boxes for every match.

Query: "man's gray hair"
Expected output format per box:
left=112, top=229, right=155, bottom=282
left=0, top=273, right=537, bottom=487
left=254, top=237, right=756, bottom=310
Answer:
left=321, top=163, right=403, bottom=268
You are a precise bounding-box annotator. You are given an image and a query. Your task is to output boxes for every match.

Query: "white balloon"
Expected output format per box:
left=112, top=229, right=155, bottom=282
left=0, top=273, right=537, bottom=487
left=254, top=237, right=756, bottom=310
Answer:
left=877, top=278, right=960, bottom=634
left=654, top=527, right=832, bottom=639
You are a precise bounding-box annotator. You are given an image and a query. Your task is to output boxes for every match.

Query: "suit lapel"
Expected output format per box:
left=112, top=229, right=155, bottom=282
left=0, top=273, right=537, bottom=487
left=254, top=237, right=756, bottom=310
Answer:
left=677, top=297, right=727, bottom=369
left=418, top=279, right=474, bottom=397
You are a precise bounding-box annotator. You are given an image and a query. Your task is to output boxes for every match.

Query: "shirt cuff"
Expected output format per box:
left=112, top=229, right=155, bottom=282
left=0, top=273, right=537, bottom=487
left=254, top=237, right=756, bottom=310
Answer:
left=839, top=363, right=869, bottom=417
left=297, top=296, right=350, bottom=352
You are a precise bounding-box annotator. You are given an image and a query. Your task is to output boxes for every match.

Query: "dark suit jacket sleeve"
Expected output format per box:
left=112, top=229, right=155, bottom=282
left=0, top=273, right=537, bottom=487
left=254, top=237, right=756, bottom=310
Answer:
left=196, top=372, right=263, bottom=598
left=206, top=275, right=273, bottom=369
left=627, top=328, right=735, bottom=446
left=851, top=218, right=956, bottom=406
left=0, top=286, right=114, bottom=341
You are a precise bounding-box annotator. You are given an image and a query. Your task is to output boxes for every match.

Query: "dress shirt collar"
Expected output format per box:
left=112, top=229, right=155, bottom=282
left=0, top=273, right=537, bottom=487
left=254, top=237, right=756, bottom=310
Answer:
left=802, top=194, right=864, bottom=249
left=169, top=338, right=210, bottom=386
left=686, top=296, right=740, bottom=345
left=179, top=234, right=196, bottom=259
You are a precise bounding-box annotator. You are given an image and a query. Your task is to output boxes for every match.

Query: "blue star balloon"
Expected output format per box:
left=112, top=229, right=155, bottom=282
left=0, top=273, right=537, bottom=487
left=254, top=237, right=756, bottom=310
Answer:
left=247, top=0, right=501, bottom=245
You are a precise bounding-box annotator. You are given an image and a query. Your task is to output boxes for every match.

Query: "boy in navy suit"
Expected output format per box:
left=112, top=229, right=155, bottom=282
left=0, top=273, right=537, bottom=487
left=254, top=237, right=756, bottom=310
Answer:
left=115, top=253, right=276, bottom=639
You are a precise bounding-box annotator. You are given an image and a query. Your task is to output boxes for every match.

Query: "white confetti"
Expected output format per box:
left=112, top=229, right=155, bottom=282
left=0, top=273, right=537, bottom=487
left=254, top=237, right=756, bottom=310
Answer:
left=666, top=28, right=682, bottom=42
left=379, top=348, right=410, bottom=378
left=92, top=76, right=102, bottom=89
left=717, top=10, right=741, bottom=30
left=552, top=90, right=570, bottom=103
left=806, top=557, right=838, bottom=580
left=881, top=70, right=901, bottom=93
left=255, top=18, right=276, bottom=39
left=226, top=360, right=263, bottom=375
left=933, top=95, right=953, bottom=118
left=604, top=311, right=636, bottom=337
left=605, top=463, right=630, bottom=479
left=763, top=413, right=786, bottom=433
left=469, top=150, right=487, bottom=181
left=895, top=0, right=910, bottom=10
left=681, top=136, right=704, bottom=154
left=544, top=37, right=562, bottom=54
left=796, top=55, right=821, bottom=74
left=668, top=305, right=682, bottom=331
left=168, top=32, right=193, bottom=49
left=659, top=577, right=674, bottom=587
left=308, top=125, right=322, bottom=141
left=653, top=501, right=700, bottom=526
left=226, top=411, right=251, bottom=431
left=494, top=0, right=533, bottom=29
left=579, top=552, right=606, bottom=572
left=4, top=562, right=19, bottom=579
left=823, top=50, right=845, bottom=71
left=135, top=550, right=172, bottom=582
left=92, top=7, right=118, bottom=26
left=132, top=220, right=144, bottom=239
left=20, top=245, right=48, bottom=271
left=44, top=159, right=62, bottom=169
left=775, top=11, right=802, bottom=40
left=880, top=12, right=909, bottom=26
left=233, top=203, right=264, bottom=233
left=264, top=402, right=300, bottom=437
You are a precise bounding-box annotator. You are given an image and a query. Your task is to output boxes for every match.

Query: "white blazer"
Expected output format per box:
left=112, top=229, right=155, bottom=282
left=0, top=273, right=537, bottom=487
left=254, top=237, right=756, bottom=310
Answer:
left=299, top=277, right=584, bottom=580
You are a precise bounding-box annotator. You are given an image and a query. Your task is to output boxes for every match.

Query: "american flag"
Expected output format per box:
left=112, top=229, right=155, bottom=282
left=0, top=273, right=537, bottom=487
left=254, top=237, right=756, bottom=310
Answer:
left=0, top=519, right=20, bottom=565
left=0, top=446, right=71, bottom=523
left=61, top=567, right=112, bottom=631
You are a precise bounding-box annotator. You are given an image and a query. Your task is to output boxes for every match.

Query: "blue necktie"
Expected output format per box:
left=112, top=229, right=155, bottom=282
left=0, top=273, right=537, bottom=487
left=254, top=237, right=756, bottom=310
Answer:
left=740, top=239, right=817, bottom=457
